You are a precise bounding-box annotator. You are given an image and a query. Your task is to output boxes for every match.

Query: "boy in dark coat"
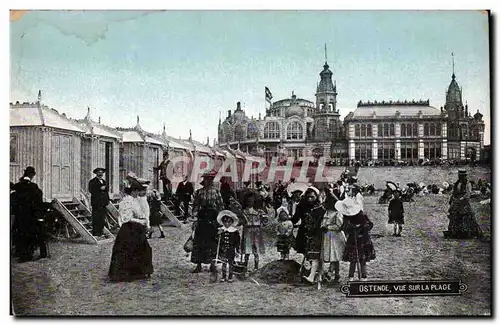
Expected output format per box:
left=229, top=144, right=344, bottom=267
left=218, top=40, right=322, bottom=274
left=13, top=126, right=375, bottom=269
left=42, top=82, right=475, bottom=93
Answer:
left=388, top=190, right=405, bottom=236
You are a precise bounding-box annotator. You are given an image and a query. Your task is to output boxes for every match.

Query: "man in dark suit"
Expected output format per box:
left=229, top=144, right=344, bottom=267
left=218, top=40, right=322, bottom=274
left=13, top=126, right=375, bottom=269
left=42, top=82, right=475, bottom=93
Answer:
left=175, top=175, right=194, bottom=220
left=158, top=152, right=172, bottom=204
left=88, top=167, right=110, bottom=237
left=11, top=166, right=47, bottom=262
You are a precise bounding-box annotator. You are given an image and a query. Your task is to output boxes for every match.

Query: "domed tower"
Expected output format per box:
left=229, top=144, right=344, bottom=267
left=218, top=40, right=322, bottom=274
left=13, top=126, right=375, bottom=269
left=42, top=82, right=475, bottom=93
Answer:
left=315, top=44, right=337, bottom=113
left=444, top=54, right=468, bottom=141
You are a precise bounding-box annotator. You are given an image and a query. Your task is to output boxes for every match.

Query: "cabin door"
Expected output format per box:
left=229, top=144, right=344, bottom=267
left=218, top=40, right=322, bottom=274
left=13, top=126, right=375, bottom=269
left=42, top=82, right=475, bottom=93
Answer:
left=98, top=140, right=114, bottom=193
left=51, top=133, right=73, bottom=200
left=148, top=146, right=160, bottom=190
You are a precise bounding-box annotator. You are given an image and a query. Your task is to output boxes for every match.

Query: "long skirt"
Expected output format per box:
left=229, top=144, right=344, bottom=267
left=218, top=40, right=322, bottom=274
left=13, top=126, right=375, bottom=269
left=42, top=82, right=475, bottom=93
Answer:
left=276, top=235, right=292, bottom=254
left=108, top=221, right=153, bottom=282
left=242, top=226, right=265, bottom=255
left=447, top=200, right=482, bottom=238
left=191, top=210, right=219, bottom=264
left=342, top=230, right=376, bottom=263
left=322, top=231, right=346, bottom=263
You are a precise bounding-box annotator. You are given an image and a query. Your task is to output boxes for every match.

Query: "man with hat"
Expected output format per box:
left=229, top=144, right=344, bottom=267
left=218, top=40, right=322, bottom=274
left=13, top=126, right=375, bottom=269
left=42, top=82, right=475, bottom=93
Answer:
left=175, top=174, right=194, bottom=221
left=88, top=167, right=110, bottom=237
left=11, top=166, right=46, bottom=262
left=158, top=152, right=172, bottom=204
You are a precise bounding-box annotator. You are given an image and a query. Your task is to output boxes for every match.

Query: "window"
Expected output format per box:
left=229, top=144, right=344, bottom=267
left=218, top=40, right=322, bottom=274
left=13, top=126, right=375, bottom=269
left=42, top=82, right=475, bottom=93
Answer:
left=360, top=124, right=366, bottom=137
left=367, top=124, right=372, bottom=138
left=263, top=121, right=280, bottom=139
left=383, top=124, right=389, bottom=137
left=412, top=123, right=418, bottom=137
left=378, top=124, right=383, bottom=137
left=389, top=123, right=395, bottom=136
left=354, top=143, right=372, bottom=161
left=401, top=124, right=407, bottom=137
left=424, top=142, right=442, bottom=159
left=286, top=121, right=303, bottom=140
left=400, top=142, right=418, bottom=161
left=436, top=123, right=441, bottom=137
left=377, top=142, right=395, bottom=161
left=429, top=123, right=436, bottom=136
left=424, top=123, right=429, bottom=136
left=224, top=124, right=233, bottom=142
left=234, top=124, right=246, bottom=141
left=448, top=147, right=460, bottom=159
left=355, top=124, right=360, bottom=137
left=247, top=123, right=259, bottom=139
left=10, top=134, right=18, bottom=163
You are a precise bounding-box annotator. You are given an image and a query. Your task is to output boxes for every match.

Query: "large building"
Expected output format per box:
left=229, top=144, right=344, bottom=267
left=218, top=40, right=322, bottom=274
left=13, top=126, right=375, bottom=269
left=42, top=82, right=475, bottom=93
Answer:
left=218, top=58, right=485, bottom=164
left=218, top=59, right=348, bottom=164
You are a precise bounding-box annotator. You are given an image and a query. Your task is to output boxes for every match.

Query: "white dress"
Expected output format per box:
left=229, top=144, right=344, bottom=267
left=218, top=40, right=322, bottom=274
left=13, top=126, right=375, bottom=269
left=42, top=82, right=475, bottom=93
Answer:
left=118, top=195, right=146, bottom=227
left=321, top=210, right=346, bottom=263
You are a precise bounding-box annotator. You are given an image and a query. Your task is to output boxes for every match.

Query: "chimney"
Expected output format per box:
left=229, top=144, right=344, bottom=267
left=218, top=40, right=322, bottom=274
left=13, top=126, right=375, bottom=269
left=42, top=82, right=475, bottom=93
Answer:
left=237, top=102, right=241, bottom=110
left=228, top=110, right=231, bottom=118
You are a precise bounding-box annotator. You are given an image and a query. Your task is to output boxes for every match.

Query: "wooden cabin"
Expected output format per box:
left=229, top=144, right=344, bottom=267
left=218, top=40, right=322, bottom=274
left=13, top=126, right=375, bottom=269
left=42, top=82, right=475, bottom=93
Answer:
left=10, top=100, right=85, bottom=201
left=117, top=116, right=166, bottom=192
left=163, top=134, right=192, bottom=193
left=74, top=108, right=122, bottom=200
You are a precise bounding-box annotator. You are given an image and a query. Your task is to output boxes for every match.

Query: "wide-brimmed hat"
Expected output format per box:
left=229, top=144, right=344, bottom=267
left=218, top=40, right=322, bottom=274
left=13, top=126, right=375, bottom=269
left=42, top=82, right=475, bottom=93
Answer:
left=334, top=197, right=362, bottom=216
left=276, top=206, right=290, bottom=219
left=304, top=186, right=320, bottom=197
left=126, top=178, right=143, bottom=191
left=217, top=210, right=239, bottom=227
left=93, top=167, right=105, bottom=174
left=458, top=169, right=467, bottom=176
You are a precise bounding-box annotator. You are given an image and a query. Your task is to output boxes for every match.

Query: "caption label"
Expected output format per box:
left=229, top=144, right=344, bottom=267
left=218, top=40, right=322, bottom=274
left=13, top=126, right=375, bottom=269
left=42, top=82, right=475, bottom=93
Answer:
left=340, top=280, right=468, bottom=298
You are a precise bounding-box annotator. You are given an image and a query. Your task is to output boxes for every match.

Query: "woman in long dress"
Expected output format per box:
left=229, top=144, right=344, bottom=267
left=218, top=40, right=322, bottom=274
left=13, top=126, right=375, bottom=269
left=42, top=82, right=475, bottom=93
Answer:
left=447, top=169, right=482, bottom=239
left=108, top=179, right=153, bottom=282
left=190, top=170, right=224, bottom=282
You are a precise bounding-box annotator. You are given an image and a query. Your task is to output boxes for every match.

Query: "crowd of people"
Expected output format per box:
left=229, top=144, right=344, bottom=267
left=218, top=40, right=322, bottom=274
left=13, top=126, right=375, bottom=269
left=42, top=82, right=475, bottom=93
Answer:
left=10, top=161, right=485, bottom=286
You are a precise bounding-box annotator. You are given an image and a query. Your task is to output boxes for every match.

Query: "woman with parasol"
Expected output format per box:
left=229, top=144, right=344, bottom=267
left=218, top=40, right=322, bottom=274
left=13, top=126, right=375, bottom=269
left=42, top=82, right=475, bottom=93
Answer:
left=336, top=197, right=376, bottom=281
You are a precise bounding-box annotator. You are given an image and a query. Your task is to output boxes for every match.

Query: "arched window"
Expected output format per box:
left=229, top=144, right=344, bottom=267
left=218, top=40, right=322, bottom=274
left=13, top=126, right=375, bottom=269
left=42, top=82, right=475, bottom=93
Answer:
left=424, top=123, right=429, bottom=136
left=401, top=123, right=407, bottom=137
left=263, top=121, right=280, bottom=139
left=361, top=124, right=366, bottom=137
left=355, top=124, right=360, bottom=137
left=461, top=125, right=468, bottom=138
left=412, top=123, right=418, bottom=137
left=286, top=121, right=304, bottom=140
left=378, top=124, right=383, bottom=137
left=367, top=124, right=372, bottom=138
left=234, top=124, right=246, bottom=141
left=430, top=123, right=435, bottom=136
left=436, top=123, right=441, bottom=137
left=247, top=123, right=259, bottom=139
left=383, top=124, right=389, bottom=137
left=389, top=123, right=395, bottom=136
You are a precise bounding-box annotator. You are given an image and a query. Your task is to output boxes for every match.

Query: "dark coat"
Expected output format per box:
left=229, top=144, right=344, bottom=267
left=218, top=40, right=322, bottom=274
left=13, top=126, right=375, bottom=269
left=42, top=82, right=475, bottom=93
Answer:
left=12, top=178, right=44, bottom=235
left=388, top=197, right=404, bottom=224
left=220, top=183, right=236, bottom=207
left=176, top=181, right=194, bottom=201
left=88, top=177, right=110, bottom=208
left=292, top=200, right=325, bottom=259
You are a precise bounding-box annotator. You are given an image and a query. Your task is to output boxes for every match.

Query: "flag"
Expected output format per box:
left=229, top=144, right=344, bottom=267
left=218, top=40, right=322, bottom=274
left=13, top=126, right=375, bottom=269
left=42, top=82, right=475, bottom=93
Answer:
left=265, top=86, right=273, bottom=103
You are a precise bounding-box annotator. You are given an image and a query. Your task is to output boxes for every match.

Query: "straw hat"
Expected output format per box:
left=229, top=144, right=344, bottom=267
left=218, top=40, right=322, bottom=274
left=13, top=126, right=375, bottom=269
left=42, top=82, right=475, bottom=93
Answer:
left=202, top=169, right=218, bottom=178
left=93, top=167, right=105, bottom=174
left=334, top=197, right=362, bottom=216
left=458, top=169, right=467, bottom=176
left=216, top=210, right=239, bottom=227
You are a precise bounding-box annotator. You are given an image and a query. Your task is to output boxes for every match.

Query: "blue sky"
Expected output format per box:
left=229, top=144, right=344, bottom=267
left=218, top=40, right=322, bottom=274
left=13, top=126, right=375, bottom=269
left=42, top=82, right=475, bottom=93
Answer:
left=10, top=10, right=490, bottom=144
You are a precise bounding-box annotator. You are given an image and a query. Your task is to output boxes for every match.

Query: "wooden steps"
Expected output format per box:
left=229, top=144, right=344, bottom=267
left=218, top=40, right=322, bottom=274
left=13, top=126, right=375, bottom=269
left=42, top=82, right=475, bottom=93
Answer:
left=52, top=198, right=115, bottom=245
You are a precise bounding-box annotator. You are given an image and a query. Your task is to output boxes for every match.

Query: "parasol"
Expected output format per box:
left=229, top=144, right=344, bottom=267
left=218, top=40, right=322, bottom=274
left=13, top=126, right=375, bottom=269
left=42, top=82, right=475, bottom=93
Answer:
left=286, top=182, right=310, bottom=197
left=386, top=181, right=398, bottom=191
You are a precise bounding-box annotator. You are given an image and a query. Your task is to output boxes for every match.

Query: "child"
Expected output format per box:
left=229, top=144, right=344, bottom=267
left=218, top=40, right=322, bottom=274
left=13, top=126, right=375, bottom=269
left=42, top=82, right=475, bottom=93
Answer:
left=388, top=190, right=404, bottom=236
left=276, top=206, right=293, bottom=260
left=321, top=191, right=346, bottom=283
left=148, top=190, right=165, bottom=239
left=241, top=192, right=267, bottom=270
left=216, top=210, right=241, bottom=283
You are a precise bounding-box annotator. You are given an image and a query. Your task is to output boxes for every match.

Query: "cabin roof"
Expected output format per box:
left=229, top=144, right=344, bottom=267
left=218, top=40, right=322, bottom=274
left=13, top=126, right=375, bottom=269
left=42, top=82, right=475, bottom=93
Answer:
left=10, top=104, right=85, bottom=133
left=165, top=136, right=191, bottom=150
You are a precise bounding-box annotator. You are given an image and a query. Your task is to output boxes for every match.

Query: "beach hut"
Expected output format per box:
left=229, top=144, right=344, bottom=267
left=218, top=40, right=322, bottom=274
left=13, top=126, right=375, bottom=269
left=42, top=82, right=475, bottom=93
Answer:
left=74, top=107, right=122, bottom=200
left=10, top=95, right=86, bottom=201
left=117, top=116, right=166, bottom=192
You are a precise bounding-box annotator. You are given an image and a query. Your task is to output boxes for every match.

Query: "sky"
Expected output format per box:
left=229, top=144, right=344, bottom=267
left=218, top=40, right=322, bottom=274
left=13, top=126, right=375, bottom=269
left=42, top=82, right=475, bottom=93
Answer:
left=10, top=10, right=491, bottom=144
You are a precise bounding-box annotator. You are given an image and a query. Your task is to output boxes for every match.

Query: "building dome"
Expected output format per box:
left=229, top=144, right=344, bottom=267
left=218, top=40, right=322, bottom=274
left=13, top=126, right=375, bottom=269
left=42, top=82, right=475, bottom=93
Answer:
left=285, top=104, right=305, bottom=118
